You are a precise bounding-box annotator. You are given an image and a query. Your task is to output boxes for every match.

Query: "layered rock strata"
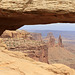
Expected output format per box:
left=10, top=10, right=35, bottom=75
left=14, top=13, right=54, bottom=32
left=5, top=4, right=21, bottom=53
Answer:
left=0, top=38, right=75, bottom=75
left=30, top=33, right=42, bottom=41
left=2, top=38, right=48, bottom=63
left=1, top=30, right=32, bottom=40
left=0, top=0, right=75, bottom=35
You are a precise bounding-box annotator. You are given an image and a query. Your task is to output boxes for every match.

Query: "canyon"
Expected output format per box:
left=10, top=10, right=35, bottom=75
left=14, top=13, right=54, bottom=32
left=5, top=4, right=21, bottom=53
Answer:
left=1, top=30, right=48, bottom=63
left=0, top=38, right=75, bottom=75
left=0, top=0, right=75, bottom=74
left=1, top=30, right=75, bottom=69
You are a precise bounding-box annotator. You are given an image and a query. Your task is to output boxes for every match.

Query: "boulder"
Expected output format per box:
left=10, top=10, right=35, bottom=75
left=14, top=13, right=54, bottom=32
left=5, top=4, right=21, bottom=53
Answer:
left=2, top=38, right=48, bottom=63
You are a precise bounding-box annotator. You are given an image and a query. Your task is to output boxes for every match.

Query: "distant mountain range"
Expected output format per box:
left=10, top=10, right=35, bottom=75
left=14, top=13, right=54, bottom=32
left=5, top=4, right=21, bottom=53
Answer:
left=26, top=30, right=75, bottom=40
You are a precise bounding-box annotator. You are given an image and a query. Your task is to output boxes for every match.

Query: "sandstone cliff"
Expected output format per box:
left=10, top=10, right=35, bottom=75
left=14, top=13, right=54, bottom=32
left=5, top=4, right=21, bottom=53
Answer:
left=0, top=38, right=75, bottom=75
left=48, top=36, right=55, bottom=47
left=0, top=0, right=75, bottom=35
left=45, top=33, right=75, bottom=69
left=45, top=32, right=63, bottom=47
left=30, top=33, right=42, bottom=41
left=1, top=30, right=32, bottom=40
left=2, top=38, right=48, bottom=63
left=58, top=35, right=64, bottom=47
left=1, top=30, right=75, bottom=69
left=44, top=32, right=55, bottom=41
left=1, top=30, right=48, bottom=63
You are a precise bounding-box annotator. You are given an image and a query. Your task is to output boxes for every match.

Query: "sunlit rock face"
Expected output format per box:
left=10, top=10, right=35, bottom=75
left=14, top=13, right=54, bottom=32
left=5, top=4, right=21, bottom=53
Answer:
left=1, top=30, right=48, bottom=63
left=0, top=0, right=75, bottom=35
left=1, top=30, right=32, bottom=39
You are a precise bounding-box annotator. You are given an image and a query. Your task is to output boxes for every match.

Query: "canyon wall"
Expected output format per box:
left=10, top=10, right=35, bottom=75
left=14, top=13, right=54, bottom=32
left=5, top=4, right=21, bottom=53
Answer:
left=30, top=33, right=42, bottom=41
left=0, top=38, right=75, bottom=75
left=1, top=30, right=32, bottom=40
left=1, top=30, right=75, bottom=69
left=47, top=33, right=75, bottom=69
left=1, top=30, right=48, bottom=63
left=2, top=38, right=48, bottom=63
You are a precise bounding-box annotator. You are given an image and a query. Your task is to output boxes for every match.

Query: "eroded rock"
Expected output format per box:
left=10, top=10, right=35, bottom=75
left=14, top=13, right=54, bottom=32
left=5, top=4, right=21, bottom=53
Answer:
left=58, top=35, right=64, bottom=47
left=48, top=36, right=55, bottom=47
left=30, top=33, right=42, bottom=41
left=0, top=0, right=75, bottom=35
left=0, top=44, right=75, bottom=75
left=1, top=30, right=32, bottom=40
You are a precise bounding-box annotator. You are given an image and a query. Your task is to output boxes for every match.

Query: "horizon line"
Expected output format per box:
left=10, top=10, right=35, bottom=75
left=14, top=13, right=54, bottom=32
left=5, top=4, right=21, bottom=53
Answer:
left=19, top=29, right=75, bottom=32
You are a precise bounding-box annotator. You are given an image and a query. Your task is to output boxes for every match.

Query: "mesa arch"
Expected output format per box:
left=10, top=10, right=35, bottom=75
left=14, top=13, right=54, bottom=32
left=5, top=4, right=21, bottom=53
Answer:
left=0, top=0, right=75, bottom=35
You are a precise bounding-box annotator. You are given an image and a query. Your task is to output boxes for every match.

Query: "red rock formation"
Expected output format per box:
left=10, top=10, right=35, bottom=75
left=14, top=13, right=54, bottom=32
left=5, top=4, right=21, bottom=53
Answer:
left=46, top=32, right=54, bottom=39
left=48, top=36, right=55, bottom=47
left=44, top=32, right=54, bottom=42
left=30, top=33, right=42, bottom=41
left=46, top=33, right=64, bottom=47
left=46, top=32, right=55, bottom=47
left=1, top=30, right=32, bottom=40
left=2, top=38, right=48, bottom=63
left=28, top=44, right=48, bottom=63
left=58, top=35, right=64, bottom=47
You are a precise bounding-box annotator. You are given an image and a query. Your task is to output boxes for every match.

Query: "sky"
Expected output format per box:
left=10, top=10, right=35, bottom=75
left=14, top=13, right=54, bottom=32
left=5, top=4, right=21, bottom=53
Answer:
left=19, top=23, right=75, bottom=31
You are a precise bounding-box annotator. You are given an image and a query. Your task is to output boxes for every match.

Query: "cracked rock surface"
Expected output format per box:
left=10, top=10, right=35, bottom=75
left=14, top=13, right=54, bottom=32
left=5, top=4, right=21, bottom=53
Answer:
left=0, top=0, right=75, bottom=35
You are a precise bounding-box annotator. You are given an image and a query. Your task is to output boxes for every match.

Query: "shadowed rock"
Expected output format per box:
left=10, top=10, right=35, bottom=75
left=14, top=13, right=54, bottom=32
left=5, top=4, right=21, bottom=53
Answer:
left=1, top=0, right=75, bottom=35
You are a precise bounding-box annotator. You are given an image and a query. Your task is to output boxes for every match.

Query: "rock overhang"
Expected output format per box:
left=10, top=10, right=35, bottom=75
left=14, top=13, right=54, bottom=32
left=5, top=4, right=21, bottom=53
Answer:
left=0, top=0, right=75, bottom=35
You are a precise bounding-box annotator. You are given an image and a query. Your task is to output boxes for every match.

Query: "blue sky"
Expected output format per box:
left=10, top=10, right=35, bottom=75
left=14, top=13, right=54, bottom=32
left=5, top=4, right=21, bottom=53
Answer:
left=19, top=23, right=75, bottom=31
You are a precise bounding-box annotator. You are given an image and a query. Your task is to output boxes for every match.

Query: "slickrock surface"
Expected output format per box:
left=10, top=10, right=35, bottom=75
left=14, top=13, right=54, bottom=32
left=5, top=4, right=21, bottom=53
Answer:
left=0, top=38, right=75, bottom=75
left=0, top=0, right=75, bottom=35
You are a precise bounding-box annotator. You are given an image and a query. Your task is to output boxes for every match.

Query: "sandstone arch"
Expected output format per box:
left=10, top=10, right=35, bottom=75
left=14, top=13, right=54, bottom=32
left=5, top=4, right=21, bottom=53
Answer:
left=0, top=0, right=75, bottom=35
